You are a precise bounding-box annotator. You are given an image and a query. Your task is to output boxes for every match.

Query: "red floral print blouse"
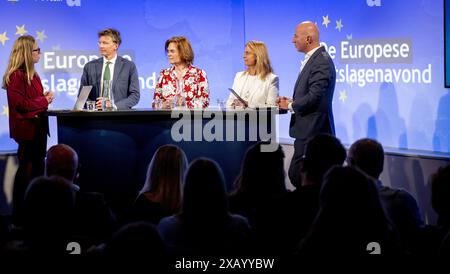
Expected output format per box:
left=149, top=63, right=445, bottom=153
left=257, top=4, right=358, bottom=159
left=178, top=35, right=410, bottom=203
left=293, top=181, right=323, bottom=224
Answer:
left=153, top=65, right=209, bottom=109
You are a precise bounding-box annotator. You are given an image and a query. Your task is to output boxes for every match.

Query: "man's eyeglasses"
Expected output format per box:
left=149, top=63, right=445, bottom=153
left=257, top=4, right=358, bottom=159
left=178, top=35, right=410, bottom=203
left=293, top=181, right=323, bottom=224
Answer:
left=32, top=48, right=41, bottom=54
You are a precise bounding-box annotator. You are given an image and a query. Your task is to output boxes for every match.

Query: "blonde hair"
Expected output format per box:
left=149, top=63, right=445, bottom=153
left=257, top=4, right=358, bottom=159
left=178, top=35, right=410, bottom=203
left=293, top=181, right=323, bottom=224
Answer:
left=2, top=35, right=36, bottom=88
left=244, top=41, right=273, bottom=80
left=140, top=145, right=188, bottom=213
left=165, top=36, right=194, bottom=65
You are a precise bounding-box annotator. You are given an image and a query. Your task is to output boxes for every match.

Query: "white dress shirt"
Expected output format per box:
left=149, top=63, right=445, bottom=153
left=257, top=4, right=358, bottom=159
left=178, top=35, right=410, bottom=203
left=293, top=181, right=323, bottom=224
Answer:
left=100, top=54, right=117, bottom=95
left=288, top=45, right=322, bottom=112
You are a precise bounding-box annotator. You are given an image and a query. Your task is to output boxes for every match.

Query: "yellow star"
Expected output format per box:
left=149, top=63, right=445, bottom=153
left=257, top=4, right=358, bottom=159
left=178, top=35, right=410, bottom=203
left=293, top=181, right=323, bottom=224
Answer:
left=0, top=31, right=9, bottom=46
left=346, top=34, right=353, bottom=40
left=36, top=30, right=47, bottom=42
left=15, top=24, right=27, bottom=36
left=2, top=105, right=8, bottom=117
left=322, top=15, right=330, bottom=28
left=336, top=19, right=344, bottom=32
left=339, top=90, right=347, bottom=102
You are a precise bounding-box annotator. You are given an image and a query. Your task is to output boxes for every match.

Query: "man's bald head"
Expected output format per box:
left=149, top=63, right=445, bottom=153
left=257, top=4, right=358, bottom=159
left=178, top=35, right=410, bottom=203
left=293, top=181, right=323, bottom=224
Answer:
left=293, top=21, right=320, bottom=53
left=299, top=21, right=319, bottom=42
left=45, top=144, right=79, bottom=182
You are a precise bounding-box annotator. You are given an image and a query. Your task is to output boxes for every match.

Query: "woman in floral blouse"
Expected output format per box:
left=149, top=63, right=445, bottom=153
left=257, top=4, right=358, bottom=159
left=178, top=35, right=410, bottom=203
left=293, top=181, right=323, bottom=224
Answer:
left=153, top=36, right=209, bottom=109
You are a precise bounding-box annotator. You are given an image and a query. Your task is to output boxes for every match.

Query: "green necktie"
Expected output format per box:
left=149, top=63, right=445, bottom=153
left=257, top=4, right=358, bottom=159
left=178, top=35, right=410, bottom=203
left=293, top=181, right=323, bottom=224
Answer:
left=102, top=61, right=111, bottom=97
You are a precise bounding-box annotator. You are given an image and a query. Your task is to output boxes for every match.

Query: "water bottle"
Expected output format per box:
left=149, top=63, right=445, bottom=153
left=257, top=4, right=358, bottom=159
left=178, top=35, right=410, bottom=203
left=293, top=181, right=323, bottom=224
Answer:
left=173, top=92, right=186, bottom=109
left=102, top=80, right=114, bottom=111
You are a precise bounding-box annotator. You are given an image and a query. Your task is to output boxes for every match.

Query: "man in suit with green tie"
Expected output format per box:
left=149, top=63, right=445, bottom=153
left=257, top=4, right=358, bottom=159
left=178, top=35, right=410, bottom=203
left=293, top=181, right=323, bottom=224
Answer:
left=80, top=28, right=140, bottom=110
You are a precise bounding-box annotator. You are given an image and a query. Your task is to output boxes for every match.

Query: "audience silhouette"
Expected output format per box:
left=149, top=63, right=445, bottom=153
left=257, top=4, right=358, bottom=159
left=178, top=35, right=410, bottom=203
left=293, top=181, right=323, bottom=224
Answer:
left=131, top=145, right=187, bottom=224
left=158, top=158, right=251, bottom=256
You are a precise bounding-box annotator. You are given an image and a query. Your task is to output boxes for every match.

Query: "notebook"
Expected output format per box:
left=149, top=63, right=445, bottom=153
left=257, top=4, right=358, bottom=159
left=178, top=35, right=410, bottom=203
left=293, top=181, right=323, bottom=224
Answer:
left=73, top=86, right=93, bottom=110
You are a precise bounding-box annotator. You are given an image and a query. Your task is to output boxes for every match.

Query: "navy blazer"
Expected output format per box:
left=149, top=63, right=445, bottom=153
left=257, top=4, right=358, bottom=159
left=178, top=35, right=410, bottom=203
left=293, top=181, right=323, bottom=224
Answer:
left=80, top=56, right=140, bottom=110
left=289, top=46, right=336, bottom=140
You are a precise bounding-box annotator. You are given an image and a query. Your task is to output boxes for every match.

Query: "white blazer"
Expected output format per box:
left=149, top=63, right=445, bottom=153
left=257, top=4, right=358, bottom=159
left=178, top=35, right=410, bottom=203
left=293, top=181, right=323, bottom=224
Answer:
left=226, top=71, right=279, bottom=108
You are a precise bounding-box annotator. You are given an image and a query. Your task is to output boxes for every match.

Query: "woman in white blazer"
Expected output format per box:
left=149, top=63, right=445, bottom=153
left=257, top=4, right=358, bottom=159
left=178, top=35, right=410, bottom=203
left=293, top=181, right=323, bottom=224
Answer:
left=226, top=41, right=279, bottom=109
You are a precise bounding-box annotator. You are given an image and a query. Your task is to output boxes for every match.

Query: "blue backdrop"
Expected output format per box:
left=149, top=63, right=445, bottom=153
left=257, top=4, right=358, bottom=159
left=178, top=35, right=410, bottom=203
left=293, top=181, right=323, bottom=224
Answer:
left=0, top=0, right=449, bottom=156
left=445, top=0, right=450, bottom=87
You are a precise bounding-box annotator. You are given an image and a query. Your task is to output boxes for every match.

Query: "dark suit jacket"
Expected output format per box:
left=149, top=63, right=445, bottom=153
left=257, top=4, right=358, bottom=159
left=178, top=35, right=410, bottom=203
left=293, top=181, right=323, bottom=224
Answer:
left=289, top=46, right=336, bottom=140
left=6, top=70, right=49, bottom=142
left=80, top=56, right=140, bottom=109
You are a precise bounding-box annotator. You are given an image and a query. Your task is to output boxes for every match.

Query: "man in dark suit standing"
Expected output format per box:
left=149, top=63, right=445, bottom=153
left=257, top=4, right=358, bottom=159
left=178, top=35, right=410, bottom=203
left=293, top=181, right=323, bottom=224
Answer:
left=80, top=28, right=140, bottom=110
left=278, top=21, right=336, bottom=187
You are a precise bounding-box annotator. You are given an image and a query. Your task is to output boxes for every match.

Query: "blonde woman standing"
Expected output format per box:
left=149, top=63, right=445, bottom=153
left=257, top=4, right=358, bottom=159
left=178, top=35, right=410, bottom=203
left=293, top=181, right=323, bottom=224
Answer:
left=2, top=35, right=54, bottom=225
left=227, top=41, right=279, bottom=109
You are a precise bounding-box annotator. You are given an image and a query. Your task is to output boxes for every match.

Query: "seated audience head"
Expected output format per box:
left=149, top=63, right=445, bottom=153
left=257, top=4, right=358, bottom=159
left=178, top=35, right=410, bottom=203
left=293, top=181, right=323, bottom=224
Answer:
left=165, top=36, right=194, bottom=66
left=300, top=166, right=393, bottom=254
left=301, top=134, right=346, bottom=185
left=104, top=221, right=166, bottom=260
left=320, top=166, right=390, bottom=238
left=140, top=144, right=188, bottom=212
left=23, top=176, right=76, bottom=251
left=244, top=41, right=273, bottom=80
left=181, top=158, right=228, bottom=223
left=45, top=144, right=79, bottom=182
left=320, top=166, right=385, bottom=220
left=430, top=164, right=450, bottom=225
left=233, top=141, right=286, bottom=197
left=347, top=138, right=384, bottom=179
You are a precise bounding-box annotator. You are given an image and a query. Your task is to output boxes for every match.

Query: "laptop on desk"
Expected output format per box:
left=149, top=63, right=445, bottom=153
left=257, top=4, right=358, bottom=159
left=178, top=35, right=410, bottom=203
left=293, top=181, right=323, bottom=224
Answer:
left=73, top=86, right=93, bottom=111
